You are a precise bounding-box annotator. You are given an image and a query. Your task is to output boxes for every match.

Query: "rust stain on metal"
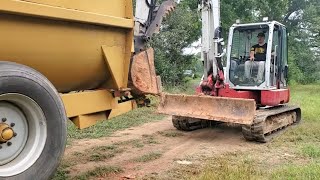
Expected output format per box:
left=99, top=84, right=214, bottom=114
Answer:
left=158, top=93, right=256, bottom=125
left=129, top=48, right=161, bottom=95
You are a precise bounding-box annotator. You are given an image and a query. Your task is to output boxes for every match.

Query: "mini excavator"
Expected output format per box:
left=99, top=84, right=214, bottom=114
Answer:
left=156, top=0, right=301, bottom=142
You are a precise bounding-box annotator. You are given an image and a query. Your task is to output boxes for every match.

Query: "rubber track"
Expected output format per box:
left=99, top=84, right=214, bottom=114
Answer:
left=172, top=116, right=209, bottom=131
left=242, top=105, right=301, bottom=143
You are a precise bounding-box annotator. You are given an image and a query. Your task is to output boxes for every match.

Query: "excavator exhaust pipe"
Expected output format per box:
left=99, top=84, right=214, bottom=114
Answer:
left=158, top=93, right=257, bottom=125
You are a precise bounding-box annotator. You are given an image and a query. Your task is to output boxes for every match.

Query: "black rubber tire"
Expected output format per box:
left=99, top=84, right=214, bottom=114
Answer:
left=0, top=62, right=67, bottom=180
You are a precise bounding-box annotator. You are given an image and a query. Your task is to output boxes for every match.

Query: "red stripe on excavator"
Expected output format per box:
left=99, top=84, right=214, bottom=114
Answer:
left=218, top=84, right=290, bottom=106
left=261, top=89, right=290, bottom=106
left=218, top=84, right=259, bottom=101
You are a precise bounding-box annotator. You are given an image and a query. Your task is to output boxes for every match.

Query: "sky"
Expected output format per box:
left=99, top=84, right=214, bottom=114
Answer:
left=183, top=38, right=201, bottom=55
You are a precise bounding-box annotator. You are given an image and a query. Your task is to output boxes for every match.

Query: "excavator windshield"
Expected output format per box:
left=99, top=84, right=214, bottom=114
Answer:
left=229, top=25, right=270, bottom=87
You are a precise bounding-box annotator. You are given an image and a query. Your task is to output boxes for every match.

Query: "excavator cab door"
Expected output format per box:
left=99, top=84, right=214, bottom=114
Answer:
left=279, top=25, right=289, bottom=88
left=269, top=24, right=288, bottom=88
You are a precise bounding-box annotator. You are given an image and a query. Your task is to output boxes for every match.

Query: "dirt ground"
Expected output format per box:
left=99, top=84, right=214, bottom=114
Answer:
left=62, top=117, right=262, bottom=179
left=55, top=85, right=320, bottom=180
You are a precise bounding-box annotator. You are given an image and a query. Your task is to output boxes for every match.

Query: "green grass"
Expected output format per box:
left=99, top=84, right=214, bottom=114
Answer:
left=301, top=144, right=320, bottom=158
left=52, top=144, right=125, bottom=179
left=195, top=156, right=262, bottom=180
left=270, top=163, right=320, bottom=180
left=272, top=85, right=320, bottom=145
left=52, top=163, right=71, bottom=180
left=88, top=153, right=109, bottom=161
left=132, top=140, right=145, bottom=148
left=134, top=152, right=163, bottom=162
left=67, top=107, right=165, bottom=140
left=72, top=166, right=123, bottom=180
left=185, top=85, right=320, bottom=180
left=191, top=154, right=320, bottom=180
left=89, top=145, right=124, bottom=162
left=92, top=145, right=118, bottom=151
left=165, top=78, right=200, bottom=95
left=290, top=85, right=320, bottom=122
left=142, top=134, right=159, bottom=144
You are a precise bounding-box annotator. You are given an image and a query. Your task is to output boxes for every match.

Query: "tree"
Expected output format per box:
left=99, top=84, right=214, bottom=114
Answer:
left=150, top=0, right=201, bottom=86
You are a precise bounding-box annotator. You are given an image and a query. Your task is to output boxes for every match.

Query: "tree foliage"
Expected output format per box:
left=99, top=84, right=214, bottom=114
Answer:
left=150, top=0, right=201, bottom=85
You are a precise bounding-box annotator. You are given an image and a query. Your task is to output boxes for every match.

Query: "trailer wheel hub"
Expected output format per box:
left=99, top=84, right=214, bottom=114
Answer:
left=0, top=93, right=47, bottom=177
left=0, top=101, right=28, bottom=166
left=0, top=123, right=14, bottom=142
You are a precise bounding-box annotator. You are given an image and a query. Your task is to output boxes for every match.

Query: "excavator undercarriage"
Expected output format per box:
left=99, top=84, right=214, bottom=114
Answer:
left=159, top=94, right=301, bottom=143
left=242, top=105, right=301, bottom=142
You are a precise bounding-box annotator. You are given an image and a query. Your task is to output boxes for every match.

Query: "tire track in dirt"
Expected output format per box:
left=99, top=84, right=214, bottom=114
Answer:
left=63, top=117, right=259, bottom=179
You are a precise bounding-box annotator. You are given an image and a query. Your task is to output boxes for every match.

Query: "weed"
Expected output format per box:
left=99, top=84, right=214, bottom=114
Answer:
left=93, top=145, right=118, bottom=151
left=67, top=107, right=166, bottom=140
left=132, top=140, right=145, bottom=148
left=73, top=166, right=123, bottom=180
left=51, top=161, right=73, bottom=180
left=52, top=166, right=71, bottom=180
left=142, top=134, right=159, bottom=144
left=89, top=153, right=109, bottom=161
left=89, top=145, right=124, bottom=162
left=72, top=151, right=85, bottom=157
left=135, top=152, right=163, bottom=162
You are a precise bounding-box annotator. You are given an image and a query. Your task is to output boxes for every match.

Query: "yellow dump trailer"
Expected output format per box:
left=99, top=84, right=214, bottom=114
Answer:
left=0, top=0, right=137, bottom=178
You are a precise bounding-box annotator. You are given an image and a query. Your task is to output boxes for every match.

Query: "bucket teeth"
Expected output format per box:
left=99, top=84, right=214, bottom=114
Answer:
left=146, top=1, right=176, bottom=35
left=158, top=0, right=176, bottom=19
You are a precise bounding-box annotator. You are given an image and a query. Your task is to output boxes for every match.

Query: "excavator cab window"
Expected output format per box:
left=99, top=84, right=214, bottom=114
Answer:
left=281, top=27, right=289, bottom=87
left=229, top=25, right=270, bottom=87
left=271, top=25, right=288, bottom=88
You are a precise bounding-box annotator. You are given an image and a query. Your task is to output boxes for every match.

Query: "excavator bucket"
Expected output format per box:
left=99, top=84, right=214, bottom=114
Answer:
left=158, top=94, right=257, bottom=125
left=129, top=48, right=162, bottom=95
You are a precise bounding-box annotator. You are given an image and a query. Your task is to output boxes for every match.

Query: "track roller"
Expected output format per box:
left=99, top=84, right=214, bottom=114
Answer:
left=242, top=105, right=301, bottom=143
left=172, top=116, right=220, bottom=131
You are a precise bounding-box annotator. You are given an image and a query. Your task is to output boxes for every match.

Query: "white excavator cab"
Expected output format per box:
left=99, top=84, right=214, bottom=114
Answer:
left=226, top=21, right=289, bottom=90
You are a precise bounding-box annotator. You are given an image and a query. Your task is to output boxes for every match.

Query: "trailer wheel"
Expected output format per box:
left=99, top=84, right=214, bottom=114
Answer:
left=0, top=62, right=67, bottom=180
